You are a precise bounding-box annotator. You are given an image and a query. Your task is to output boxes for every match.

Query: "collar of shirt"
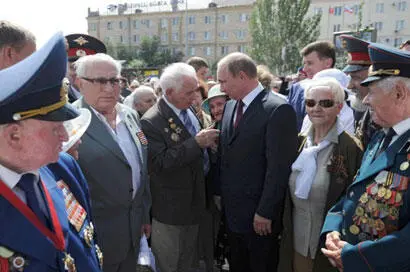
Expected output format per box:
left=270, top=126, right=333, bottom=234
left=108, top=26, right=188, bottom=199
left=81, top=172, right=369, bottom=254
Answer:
left=241, top=82, right=264, bottom=112
left=0, top=163, right=39, bottom=190
left=90, top=104, right=125, bottom=132
left=306, top=118, right=340, bottom=145
left=383, top=117, right=410, bottom=145
left=163, top=95, right=182, bottom=117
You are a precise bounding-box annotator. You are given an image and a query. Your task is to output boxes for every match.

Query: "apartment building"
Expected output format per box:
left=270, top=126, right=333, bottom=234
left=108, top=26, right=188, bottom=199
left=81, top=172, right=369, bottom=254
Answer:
left=86, top=0, right=409, bottom=65
left=87, top=2, right=253, bottom=65
left=310, top=0, right=410, bottom=47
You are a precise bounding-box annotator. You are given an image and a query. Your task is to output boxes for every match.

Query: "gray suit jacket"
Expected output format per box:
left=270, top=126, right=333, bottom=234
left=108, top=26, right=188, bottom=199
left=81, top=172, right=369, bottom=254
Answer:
left=73, top=98, right=151, bottom=265
left=141, top=98, right=206, bottom=225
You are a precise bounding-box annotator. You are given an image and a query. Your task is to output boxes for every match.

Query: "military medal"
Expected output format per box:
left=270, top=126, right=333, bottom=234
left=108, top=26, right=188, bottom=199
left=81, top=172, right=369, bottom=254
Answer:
left=355, top=206, right=364, bottom=216
left=57, top=181, right=87, bottom=232
left=63, top=253, right=76, bottom=272
left=375, top=171, right=388, bottom=184
left=95, top=245, right=103, bottom=269
left=171, top=132, right=179, bottom=142
left=12, top=255, right=26, bottom=271
left=349, top=224, right=360, bottom=235
left=384, top=189, right=392, bottom=200
left=83, top=223, right=94, bottom=247
left=377, top=187, right=387, bottom=198
left=359, top=193, right=369, bottom=204
left=400, top=161, right=409, bottom=171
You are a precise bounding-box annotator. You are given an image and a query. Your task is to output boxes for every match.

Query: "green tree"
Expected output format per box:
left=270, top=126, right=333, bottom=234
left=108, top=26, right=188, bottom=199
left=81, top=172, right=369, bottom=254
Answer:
left=250, top=0, right=321, bottom=75
left=138, top=35, right=161, bottom=66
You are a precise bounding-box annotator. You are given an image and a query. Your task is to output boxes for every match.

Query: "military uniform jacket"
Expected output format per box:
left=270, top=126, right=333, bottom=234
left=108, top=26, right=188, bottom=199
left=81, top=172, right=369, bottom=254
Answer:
left=0, top=153, right=101, bottom=271
left=355, top=109, right=380, bottom=149
left=322, top=128, right=410, bottom=271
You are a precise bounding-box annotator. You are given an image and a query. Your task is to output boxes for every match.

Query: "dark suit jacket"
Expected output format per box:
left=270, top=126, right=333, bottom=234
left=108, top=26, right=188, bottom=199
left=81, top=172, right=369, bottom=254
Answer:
left=73, top=98, right=151, bottom=266
left=217, top=89, right=298, bottom=234
left=141, top=98, right=207, bottom=225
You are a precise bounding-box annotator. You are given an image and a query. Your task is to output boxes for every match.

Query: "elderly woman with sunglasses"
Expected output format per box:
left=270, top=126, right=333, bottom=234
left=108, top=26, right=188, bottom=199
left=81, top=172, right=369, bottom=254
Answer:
left=280, top=77, right=363, bottom=272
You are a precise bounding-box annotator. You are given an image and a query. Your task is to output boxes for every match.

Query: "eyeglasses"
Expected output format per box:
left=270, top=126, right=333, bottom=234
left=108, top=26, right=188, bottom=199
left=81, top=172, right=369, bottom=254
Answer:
left=81, top=77, right=121, bottom=87
left=305, top=99, right=335, bottom=108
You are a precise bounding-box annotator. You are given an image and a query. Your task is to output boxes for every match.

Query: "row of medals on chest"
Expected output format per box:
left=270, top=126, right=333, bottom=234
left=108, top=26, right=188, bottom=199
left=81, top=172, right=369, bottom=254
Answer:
left=0, top=223, right=99, bottom=271
left=349, top=167, right=409, bottom=240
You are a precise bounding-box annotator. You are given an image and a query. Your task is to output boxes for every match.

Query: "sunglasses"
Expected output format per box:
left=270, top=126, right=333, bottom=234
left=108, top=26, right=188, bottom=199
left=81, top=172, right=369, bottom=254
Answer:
left=305, top=99, right=335, bottom=108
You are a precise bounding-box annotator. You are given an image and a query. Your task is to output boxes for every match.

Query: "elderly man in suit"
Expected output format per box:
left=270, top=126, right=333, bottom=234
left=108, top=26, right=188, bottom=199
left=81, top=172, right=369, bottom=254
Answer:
left=73, top=53, right=151, bottom=272
left=141, top=62, right=219, bottom=272
left=321, top=44, right=410, bottom=271
left=216, top=52, right=298, bottom=272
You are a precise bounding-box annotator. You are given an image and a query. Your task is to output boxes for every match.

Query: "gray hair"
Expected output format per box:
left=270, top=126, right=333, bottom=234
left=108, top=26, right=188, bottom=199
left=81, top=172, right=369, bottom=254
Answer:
left=75, top=53, right=121, bottom=78
left=123, top=86, right=156, bottom=108
left=160, top=62, right=197, bottom=92
left=305, top=77, right=345, bottom=104
left=217, top=52, right=257, bottom=78
left=0, top=20, right=35, bottom=51
left=373, top=76, right=410, bottom=93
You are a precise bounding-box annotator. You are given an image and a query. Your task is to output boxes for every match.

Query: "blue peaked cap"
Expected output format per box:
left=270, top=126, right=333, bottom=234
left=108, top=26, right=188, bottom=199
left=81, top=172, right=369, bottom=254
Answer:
left=361, top=42, right=410, bottom=86
left=0, top=32, right=79, bottom=124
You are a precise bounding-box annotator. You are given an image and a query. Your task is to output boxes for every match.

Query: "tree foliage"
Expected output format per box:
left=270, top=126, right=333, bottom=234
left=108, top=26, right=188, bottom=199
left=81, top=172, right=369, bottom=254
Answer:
left=250, top=0, right=321, bottom=75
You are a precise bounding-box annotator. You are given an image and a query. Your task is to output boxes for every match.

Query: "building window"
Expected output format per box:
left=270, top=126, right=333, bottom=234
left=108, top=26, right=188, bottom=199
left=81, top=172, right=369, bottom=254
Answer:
left=188, top=16, right=196, bottom=24
left=188, top=31, right=196, bottom=41
left=172, top=32, right=179, bottom=41
left=334, top=6, right=342, bottom=16
left=119, top=21, right=123, bottom=29
left=374, top=21, right=383, bottom=31
left=395, top=20, right=405, bottom=31
left=313, top=7, right=323, bottom=15
left=398, top=1, right=407, bottom=11
left=172, top=17, right=180, bottom=25
left=394, top=37, right=403, bottom=47
left=141, top=19, right=151, bottom=28
left=120, top=35, right=124, bottom=43
left=205, top=15, right=212, bottom=24
left=133, top=20, right=139, bottom=29
left=239, top=13, right=248, bottom=22
left=204, top=31, right=211, bottom=40
left=220, top=14, right=228, bottom=24
left=107, top=22, right=113, bottom=30
left=89, top=23, right=97, bottom=31
left=133, top=35, right=140, bottom=43
left=160, top=18, right=168, bottom=28
left=333, top=24, right=341, bottom=32
left=236, top=30, right=246, bottom=40
left=219, top=31, right=228, bottom=39
left=221, top=46, right=229, bottom=55
left=161, top=32, right=168, bottom=43
left=238, top=45, right=246, bottom=53
left=204, top=47, right=212, bottom=56
left=189, top=47, right=195, bottom=56
left=376, top=3, right=384, bottom=13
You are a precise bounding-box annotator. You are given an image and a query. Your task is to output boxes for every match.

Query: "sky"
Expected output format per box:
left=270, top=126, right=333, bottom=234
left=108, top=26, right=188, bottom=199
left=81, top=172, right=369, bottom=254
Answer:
left=0, top=0, right=212, bottom=47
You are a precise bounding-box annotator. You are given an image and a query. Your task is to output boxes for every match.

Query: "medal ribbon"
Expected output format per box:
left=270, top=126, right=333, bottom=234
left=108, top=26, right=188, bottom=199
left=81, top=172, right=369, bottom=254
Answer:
left=0, top=180, right=65, bottom=251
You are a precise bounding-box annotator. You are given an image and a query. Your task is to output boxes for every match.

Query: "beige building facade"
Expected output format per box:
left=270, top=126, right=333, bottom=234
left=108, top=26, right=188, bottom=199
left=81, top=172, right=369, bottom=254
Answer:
left=86, top=0, right=409, bottom=65
left=87, top=3, right=253, bottom=65
left=310, top=0, right=409, bottom=47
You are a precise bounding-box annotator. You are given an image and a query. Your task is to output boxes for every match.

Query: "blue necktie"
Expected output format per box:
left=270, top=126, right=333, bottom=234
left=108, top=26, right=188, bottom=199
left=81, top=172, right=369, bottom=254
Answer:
left=180, top=109, right=210, bottom=174
left=180, top=109, right=197, bottom=137
left=17, top=173, right=48, bottom=226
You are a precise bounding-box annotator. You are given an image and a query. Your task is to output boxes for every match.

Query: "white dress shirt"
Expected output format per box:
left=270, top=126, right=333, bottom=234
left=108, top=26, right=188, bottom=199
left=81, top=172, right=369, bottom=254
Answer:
left=91, top=104, right=141, bottom=198
left=233, top=82, right=264, bottom=125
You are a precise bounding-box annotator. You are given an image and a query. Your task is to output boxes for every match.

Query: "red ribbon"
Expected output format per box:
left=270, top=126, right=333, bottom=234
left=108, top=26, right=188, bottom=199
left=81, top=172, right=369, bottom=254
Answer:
left=0, top=257, right=9, bottom=271
left=0, top=180, right=65, bottom=251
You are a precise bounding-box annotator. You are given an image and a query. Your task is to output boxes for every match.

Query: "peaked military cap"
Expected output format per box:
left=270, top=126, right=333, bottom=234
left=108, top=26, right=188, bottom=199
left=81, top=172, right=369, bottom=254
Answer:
left=65, top=34, right=107, bottom=62
left=340, top=35, right=371, bottom=73
left=0, top=32, right=79, bottom=124
left=361, top=43, right=410, bottom=86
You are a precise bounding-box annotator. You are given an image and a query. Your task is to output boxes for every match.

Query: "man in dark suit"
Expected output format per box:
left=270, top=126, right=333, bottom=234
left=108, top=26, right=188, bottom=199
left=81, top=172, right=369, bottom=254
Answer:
left=141, top=62, right=219, bottom=272
left=216, top=52, right=298, bottom=272
left=73, top=53, right=151, bottom=272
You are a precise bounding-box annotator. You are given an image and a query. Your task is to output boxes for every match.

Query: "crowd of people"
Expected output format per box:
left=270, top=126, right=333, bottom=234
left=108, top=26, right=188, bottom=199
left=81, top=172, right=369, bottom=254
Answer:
left=1, top=18, right=410, bottom=272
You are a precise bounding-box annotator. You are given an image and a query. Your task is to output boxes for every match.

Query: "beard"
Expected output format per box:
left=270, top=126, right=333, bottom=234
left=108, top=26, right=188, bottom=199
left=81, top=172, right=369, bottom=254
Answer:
left=349, top=93, right=368, bottom=112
